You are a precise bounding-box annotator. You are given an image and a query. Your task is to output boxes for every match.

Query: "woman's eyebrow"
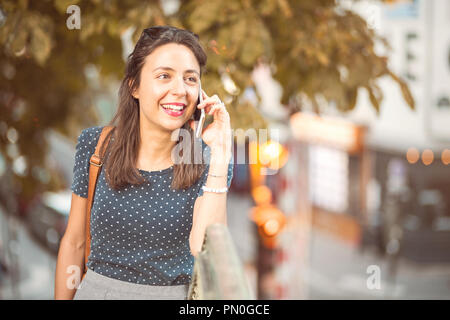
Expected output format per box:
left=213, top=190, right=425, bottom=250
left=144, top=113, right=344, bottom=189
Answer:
left=152, top=66, right=199, bottom=75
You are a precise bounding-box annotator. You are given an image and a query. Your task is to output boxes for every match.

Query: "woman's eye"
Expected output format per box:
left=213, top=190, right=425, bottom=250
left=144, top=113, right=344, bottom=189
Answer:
left=186, top=77, right=197, bottom=83
left=157, top=73, right=169, bottom=79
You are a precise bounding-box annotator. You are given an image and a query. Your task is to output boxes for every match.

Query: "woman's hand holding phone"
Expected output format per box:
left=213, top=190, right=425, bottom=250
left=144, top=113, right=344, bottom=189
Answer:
left=191, top=87, right=232, bottom=156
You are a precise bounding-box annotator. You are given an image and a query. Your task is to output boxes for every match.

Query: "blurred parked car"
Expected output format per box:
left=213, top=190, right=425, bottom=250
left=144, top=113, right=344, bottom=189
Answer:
left=25, top=191, right=71, bottom=255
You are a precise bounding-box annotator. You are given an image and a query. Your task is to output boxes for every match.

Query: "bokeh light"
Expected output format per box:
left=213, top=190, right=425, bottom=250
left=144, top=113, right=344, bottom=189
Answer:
left=406, top=148, right=420, bottom=164
left=421, top=149, right=434, bottom=166
left=442, top=149, right=450, bottom=165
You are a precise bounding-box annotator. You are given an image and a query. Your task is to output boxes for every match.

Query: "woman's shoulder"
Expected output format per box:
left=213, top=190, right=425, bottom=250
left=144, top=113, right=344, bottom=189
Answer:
left=76, top=125, right=105, bottom=146
left=79, top=125, right=105, bottom=138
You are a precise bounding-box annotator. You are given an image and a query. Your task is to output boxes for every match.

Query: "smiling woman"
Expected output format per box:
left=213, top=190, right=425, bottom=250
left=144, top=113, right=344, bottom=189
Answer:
left=54, top=26, right=234, bottom=300
left=106, top=28, right=208, bottom=190
left=132, top=43, right=202, bottom=135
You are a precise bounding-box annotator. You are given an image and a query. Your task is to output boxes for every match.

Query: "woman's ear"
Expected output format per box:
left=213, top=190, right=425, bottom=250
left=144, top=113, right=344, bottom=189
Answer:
left=129, top=79, right=139, bottom=99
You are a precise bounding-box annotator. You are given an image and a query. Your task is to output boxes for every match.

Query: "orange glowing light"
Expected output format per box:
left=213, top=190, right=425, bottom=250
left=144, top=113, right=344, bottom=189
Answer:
left=259, top=141, right=289, bottom=170
left=442, top=149, right=450, bottom=165
left=212, top=47, right=220, bottom=55
left=250, top=205, right=286, bottom=249
left=263, top=219, right=281, bottom=236
left=406, top=148, right=420, bottom=164
left=251, top=185, right=272, bottom=206
left=421, top=149, right=434, bottom=166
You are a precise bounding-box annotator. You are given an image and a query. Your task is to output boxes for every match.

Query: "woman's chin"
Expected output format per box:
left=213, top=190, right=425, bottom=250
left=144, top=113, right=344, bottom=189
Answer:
left=160, top=118, right=188, bottom=132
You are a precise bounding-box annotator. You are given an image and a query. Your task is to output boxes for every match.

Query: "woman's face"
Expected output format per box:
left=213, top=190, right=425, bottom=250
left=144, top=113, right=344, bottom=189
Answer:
left=133, top=43, right=200, bottom=132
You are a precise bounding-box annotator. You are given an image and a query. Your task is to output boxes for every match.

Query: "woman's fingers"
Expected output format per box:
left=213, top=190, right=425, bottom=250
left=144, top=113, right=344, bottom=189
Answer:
left=197, top=90, right=209, bottom=109
left=208, top=101, right=225, bottom=116
left=196, top=90, right=229, bottom=120
left=197, top=91, right=219, bottom=108
left=201, top=89, right=208, bottom=101
left=197, top=93, right=222, bottom=114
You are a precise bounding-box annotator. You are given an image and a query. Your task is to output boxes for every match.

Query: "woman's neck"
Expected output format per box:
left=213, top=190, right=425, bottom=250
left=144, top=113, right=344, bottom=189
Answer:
left=137, top=125, right=177, bottom=171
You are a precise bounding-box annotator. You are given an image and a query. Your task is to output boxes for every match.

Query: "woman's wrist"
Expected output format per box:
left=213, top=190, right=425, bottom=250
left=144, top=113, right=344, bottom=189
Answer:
left=210, top=145, right=231, bottom=160
left=209, top=151, right=231, bottom=172
left=205, top=151, right=230, bottom=188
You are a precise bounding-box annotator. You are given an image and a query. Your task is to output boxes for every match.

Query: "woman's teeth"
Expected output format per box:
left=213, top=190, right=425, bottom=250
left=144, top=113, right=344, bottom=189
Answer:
left=161, top=104, right=184, bottom=111
left=161, top=104, right=186, bottom=117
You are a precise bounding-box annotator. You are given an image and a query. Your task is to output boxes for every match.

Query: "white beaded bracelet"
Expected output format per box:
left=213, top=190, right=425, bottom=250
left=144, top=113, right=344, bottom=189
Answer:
left=201, top=185, right=228, bottom=194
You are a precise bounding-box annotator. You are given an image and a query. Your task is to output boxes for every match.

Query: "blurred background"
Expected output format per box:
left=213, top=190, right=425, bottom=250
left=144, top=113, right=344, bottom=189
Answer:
left=1, top=0, right=449, bottom=299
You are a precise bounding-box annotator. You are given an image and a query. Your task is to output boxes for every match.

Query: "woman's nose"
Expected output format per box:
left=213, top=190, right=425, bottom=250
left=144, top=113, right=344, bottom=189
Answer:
left=171, top=77, right=187, bottom=96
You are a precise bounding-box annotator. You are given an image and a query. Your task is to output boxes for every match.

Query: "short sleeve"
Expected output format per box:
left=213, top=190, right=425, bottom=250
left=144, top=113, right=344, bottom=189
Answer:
left=196, top=144, right=234, bottom=197
left=70, top=126, right=103, bottom=198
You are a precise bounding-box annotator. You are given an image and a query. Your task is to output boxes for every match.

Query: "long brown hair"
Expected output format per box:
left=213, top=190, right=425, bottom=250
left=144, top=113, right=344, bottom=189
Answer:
left=101, top=26, right=207, bottom=191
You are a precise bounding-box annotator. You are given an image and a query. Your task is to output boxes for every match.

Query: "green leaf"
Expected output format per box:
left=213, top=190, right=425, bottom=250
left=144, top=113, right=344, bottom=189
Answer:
left=259, top=0, right=277, bottom=16
left=346, top=87, right=358, bottom=111
left=10, top=27, right=28, bottom=55
left=27, top=13, right=54, bottom=65
left=388, top=71, right=415, bottom=110
left=54, top=0, right=80, bottom=14
left=366, top=86, right=380, bottom=115
left=29, top=24, right=53, bottom=65
left=188, top=0, right=223, bottom=33
left=399, top=81, right=415, bottom=110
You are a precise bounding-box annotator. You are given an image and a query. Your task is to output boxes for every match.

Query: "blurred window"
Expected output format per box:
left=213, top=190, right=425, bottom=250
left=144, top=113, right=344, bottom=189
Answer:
left=308, top=145, right=349, bottom=213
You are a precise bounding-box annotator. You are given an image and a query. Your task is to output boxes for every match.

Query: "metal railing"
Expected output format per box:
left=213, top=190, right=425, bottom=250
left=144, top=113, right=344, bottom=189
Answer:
left=188, top=224, right=254, bottom=300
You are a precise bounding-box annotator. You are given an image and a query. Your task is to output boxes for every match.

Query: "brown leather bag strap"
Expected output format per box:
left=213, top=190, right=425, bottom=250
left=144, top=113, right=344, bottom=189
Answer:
left=83, top=125, right=114, bottom=277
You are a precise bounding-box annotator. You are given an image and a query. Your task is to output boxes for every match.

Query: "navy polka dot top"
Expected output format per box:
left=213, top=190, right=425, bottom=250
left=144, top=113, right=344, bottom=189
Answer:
left=71, top=126, right=233, bottom=285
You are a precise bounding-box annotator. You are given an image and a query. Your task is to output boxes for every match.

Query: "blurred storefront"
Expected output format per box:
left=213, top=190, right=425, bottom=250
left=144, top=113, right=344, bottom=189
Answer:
left=244, top=113, right=449, bottom=299
left=247, top=0, right=450, bottom=299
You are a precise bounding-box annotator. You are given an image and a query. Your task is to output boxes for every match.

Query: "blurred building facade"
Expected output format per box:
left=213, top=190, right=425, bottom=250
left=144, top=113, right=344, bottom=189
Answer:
left=250, top=0, right=450, bottom=299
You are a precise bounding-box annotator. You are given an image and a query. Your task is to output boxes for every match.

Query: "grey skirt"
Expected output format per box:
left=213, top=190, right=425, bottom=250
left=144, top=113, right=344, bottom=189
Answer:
left=73, top=268, right=190, bottom=300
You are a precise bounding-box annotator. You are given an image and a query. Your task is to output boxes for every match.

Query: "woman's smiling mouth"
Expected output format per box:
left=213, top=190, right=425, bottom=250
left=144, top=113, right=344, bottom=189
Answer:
left=161, top=103, right=187, bottom=117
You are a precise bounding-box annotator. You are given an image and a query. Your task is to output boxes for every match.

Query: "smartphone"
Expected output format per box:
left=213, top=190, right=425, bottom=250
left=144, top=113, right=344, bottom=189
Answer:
left=195, top=81, right=205, bottom=139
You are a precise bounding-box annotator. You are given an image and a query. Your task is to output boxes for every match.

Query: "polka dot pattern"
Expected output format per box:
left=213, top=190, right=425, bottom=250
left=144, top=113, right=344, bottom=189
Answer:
left=70, top=126, right=233, bottom=285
